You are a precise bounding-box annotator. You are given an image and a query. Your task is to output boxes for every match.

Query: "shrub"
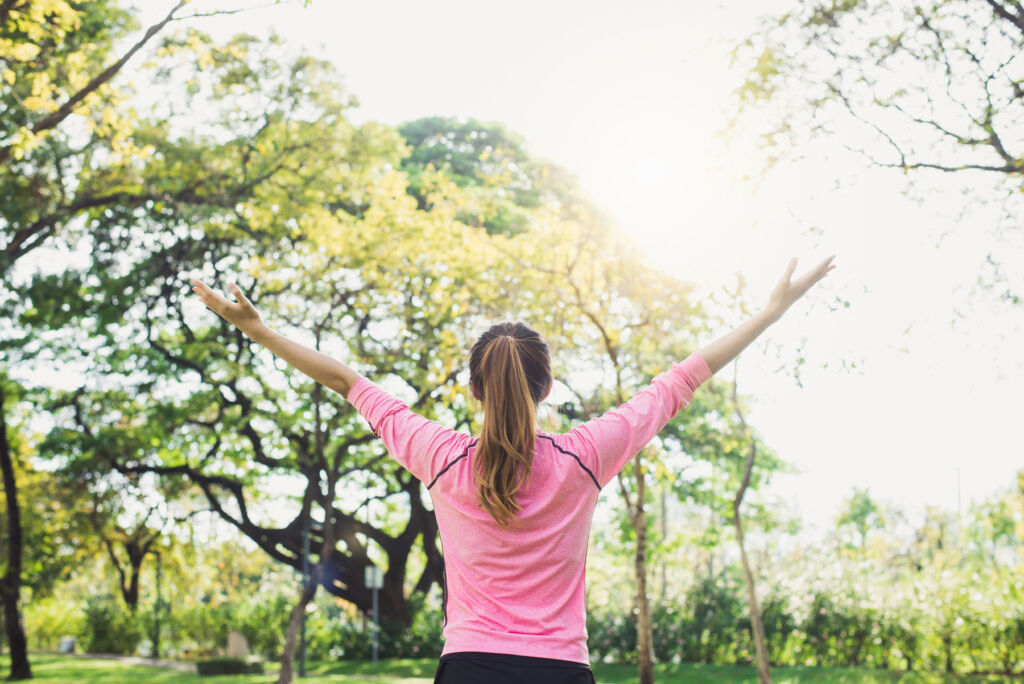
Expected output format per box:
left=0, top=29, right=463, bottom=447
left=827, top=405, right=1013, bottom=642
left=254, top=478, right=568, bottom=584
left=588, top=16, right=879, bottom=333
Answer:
left=678, top=575, right=748, bottom=664
left=586, top=609, right=637, bottom=663
left=304, top=590, right=444, bottom=660
left=195, top=657, right=264, bottom=675
left=24, top=596, right=85, bottom=652
left=760, top=592, right=796, bottom=665
left=82, top=595, right=143, bottom=655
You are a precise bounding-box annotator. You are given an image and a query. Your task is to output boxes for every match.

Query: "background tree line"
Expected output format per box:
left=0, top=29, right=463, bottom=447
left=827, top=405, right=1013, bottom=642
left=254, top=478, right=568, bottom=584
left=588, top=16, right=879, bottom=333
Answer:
left=3, top=0, right=1021, bottom=682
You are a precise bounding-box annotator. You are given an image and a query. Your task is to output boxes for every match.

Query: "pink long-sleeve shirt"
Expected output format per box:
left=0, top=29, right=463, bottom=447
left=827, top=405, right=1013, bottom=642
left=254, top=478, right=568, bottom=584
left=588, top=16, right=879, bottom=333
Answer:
left=346, top=352, right=712, bottom=664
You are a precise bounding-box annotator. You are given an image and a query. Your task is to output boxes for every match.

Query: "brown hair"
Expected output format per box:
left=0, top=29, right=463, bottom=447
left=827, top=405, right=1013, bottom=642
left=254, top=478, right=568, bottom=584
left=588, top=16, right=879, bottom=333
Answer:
left=468, top=322, right=552, bottom=527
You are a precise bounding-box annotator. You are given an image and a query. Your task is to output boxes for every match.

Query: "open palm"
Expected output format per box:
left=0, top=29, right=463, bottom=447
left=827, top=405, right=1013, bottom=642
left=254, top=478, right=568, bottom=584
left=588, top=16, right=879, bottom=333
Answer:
left=191, top=279, right=264, bottom=334
left=766, top=256, right=836, bottom=322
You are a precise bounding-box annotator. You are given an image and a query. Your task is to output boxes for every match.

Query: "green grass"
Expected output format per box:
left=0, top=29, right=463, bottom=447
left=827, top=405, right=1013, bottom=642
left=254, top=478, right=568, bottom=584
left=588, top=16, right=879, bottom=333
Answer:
left=593, top=662, right=1020, bottom=683
left=16, top=654, right=1022, bottom=683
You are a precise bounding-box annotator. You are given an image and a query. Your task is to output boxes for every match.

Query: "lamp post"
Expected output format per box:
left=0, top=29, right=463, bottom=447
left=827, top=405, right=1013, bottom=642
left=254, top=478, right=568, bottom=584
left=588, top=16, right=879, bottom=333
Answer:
left=364, top=564, right=383, bottom=667
left=151, top=550, right=163, bottom=659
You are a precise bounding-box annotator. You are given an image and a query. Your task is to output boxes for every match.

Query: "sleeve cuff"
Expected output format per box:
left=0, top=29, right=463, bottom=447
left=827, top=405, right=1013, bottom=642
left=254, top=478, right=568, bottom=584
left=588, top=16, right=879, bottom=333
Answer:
left=346, top=375, right=374, bottom=408
left=680, top=352, right=713, bottom=387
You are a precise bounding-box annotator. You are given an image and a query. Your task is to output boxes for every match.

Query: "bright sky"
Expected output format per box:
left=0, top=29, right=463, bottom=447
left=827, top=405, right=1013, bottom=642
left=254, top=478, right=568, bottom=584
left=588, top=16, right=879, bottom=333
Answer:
left=127, top=0, right=1023, bottom=533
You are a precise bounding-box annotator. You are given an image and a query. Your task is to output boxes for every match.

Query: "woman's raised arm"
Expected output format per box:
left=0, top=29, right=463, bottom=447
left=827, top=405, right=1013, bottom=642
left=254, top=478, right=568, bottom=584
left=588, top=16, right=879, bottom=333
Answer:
left=190, top=279, right=363, bottom=398
left=698, top=255, right=836, bottom=375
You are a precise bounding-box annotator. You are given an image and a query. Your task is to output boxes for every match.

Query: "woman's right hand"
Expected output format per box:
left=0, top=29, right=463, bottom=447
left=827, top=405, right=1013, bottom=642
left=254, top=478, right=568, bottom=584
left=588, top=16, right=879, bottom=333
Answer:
left=764, top=255, right=836, bottom=323
left=192, top=279, right=267, bottom=338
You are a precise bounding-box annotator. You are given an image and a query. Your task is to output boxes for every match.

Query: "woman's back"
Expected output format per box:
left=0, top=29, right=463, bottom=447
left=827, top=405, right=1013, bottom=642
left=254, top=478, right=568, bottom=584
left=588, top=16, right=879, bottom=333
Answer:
left=430, top=433, right=601, bottom=661
left=347, top=351, right=712, bottom=663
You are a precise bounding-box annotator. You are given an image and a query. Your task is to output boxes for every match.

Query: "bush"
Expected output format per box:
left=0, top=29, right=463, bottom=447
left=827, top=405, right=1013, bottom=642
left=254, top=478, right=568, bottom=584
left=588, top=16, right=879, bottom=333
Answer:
left=586, top=609, right=637, bottom=663
left=678, top=574, right=748, bottom=664
left=233, top=591, right=292, bottom=659
left=195, top=657, right=264, bottom=675
left=760, top=592, right=796, bottom=665
left=153, top=590, right=292, bottom=659
left=304, top=590, right=444, bottom=660
left=82, top=595, right=143, bottom=655
left=24, top=596, right=85, bottom=652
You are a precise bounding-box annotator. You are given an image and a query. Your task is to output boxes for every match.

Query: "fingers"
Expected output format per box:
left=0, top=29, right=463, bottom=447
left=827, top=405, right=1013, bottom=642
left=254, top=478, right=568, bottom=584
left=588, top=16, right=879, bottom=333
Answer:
left=797, top=256, right=837, bottom=293
left=800, top=255, right=835, bottom=278
left=228, top=282, right=252, bottom=308
left=191, top=278, right=229, bottom=312
left=815, top=255, right=837, bottom=280
left=782, top=257, right=798, bottom=283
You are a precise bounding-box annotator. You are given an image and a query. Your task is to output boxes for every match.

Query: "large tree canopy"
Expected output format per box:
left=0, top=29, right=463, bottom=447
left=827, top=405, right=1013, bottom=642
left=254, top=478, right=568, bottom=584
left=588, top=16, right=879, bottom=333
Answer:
left=6, top=10, right=783, bottom=675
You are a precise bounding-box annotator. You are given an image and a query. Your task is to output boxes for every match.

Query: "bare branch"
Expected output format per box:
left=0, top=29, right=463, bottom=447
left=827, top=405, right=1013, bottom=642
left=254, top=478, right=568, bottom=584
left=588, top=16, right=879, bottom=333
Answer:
left=172, top=1, right=281, bottom=21
left=985, top=0, right=1024, bottom=34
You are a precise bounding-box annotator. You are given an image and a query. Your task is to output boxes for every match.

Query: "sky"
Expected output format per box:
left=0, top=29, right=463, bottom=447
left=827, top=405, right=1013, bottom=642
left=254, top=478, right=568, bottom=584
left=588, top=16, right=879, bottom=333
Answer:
left=123, top=0, right=1024, bottom=534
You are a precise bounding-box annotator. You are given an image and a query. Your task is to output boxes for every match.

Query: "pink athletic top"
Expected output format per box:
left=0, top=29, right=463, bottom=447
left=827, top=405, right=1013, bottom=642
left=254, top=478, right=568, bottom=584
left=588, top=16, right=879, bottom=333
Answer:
left=346, top=352, right=712, bottom=664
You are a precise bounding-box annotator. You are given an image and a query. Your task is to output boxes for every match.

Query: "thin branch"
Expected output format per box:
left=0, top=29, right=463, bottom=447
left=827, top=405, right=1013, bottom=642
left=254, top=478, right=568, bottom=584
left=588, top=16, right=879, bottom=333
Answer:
left=0, top=1, right=187, bottom=166
left=171, top=1, right=280, bottom=21
left=985, top=0, right=1024, bottom=35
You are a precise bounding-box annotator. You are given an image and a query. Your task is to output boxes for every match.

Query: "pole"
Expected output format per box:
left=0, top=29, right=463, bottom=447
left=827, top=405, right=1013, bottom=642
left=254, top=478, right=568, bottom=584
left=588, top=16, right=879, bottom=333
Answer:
left=372, top=582, right=379, bottom=667
left=152, top=550, right=162, bottom=659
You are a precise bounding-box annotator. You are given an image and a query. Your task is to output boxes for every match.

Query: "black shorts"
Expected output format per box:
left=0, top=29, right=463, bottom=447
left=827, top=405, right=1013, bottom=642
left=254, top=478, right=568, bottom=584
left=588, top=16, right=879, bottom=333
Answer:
left=433, top=652, right=596, bottom=684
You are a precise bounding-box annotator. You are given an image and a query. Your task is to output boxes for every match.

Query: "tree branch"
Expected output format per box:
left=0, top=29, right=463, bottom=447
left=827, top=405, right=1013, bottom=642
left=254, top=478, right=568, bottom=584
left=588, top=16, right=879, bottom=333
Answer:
left=985, top=0, right=1024, bottom=34
left=0, top=0, right=22, bottom=27
left=0, top=1, right=188, bottom=166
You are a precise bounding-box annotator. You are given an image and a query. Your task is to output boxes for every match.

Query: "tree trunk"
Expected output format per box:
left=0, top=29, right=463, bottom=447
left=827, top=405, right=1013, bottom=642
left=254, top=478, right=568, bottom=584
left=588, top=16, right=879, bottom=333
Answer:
left=0, top=382, right=31, bottom=680
left=660, top=485, right=667, bottom=602
left=277, top=570, right=318, bottom=684
left=277, top=433, right=341, bottom=684
left=730, top=365, right=770, bottom=684
left=631, top=453, right=655, bottom=684
left=733, top=510, right=771, bottom=683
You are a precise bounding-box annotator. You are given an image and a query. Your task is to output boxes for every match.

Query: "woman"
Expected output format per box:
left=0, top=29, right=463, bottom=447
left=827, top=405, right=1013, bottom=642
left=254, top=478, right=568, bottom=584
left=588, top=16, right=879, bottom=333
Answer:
left=191, top=255, right=835, bottom=683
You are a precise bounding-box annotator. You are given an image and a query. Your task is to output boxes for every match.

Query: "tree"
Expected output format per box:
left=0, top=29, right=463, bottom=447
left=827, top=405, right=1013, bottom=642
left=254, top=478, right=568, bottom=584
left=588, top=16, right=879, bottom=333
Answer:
left=837, top=487, right=884, bottom=551
left=398, top=116, right=600, bottom=236
left=734, top=0, right=1024, bottom=304
left=736, top=0, right=1023, bottom=181
left=0, top=0, right=201, bottom=273
left=0, top=376, right=30, bottom=679
left=2, top=3, right=285, bottom=675
left=28, top=23, right=461, bottom=660
left=725, top=363, right=772, bottom=684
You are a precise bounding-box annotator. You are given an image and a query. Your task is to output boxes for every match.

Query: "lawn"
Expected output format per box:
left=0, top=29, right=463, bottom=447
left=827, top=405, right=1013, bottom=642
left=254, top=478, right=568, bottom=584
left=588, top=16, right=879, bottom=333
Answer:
left=20, top=654, right=1022, bottom=683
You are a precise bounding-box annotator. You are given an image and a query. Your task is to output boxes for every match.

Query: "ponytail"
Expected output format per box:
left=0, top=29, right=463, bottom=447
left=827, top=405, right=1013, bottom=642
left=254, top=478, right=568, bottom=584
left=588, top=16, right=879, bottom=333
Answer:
left=468, top=323, right=551, bottom=527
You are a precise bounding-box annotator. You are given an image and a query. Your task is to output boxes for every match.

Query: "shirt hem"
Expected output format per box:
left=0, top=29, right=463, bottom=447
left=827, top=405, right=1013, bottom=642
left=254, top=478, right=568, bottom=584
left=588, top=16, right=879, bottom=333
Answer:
left=441, top=632, right=589, bottom=665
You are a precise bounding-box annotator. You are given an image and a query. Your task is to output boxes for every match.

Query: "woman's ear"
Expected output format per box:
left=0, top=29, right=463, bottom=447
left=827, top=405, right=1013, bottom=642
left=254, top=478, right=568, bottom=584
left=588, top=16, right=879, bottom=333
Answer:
left=471, top=382, right=482, bottom=401
left=542, top=379, right=552, bottom=402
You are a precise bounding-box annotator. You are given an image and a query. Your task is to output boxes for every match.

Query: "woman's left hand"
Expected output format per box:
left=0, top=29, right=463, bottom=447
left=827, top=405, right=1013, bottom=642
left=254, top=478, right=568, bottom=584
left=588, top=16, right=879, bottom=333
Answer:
left=191, top=279, right=266, bottom=337
left=763, top=255, right=836, bottom=323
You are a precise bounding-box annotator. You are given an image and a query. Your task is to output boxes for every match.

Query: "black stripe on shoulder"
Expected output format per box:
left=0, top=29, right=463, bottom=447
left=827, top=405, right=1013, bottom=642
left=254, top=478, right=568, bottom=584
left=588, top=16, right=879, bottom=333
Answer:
left=537, top=434, right=600, bottom=491
left=426, top=440, right=477, bottom=490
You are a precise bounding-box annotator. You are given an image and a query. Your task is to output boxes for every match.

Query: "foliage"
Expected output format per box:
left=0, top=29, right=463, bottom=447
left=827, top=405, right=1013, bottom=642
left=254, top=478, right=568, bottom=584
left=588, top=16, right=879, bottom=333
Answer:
left=81, top=594, right=143, bottom=655
left=22, top=594, right=85, bottom=652
left=0, top=404, right=94, bottom=598
left=195, top=658, right=264, bottom=675
left=734, top=0, right=1024, bottom=181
